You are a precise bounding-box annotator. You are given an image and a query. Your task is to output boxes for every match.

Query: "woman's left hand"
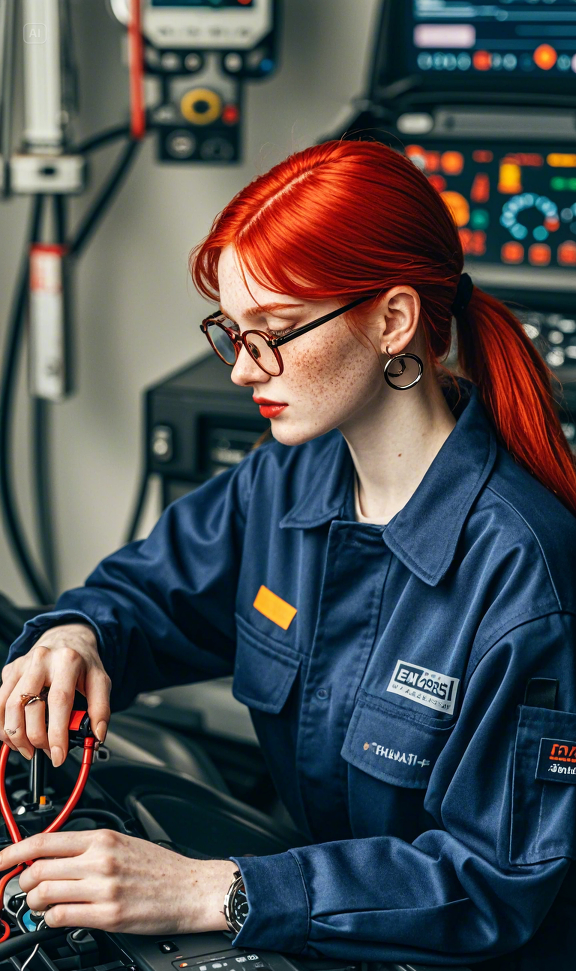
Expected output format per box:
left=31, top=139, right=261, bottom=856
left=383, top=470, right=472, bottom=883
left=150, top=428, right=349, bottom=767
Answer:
left=0, top=830, right=238, bottom=934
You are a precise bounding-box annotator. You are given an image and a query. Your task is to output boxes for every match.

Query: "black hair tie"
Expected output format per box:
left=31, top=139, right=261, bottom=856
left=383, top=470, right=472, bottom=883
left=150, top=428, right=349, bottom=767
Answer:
left=451, top=272, right=474, bottom=317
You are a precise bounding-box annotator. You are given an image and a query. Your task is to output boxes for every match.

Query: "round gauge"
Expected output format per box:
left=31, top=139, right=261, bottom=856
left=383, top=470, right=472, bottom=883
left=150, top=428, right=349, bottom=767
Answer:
left=500, top=193, right=559, bottom=242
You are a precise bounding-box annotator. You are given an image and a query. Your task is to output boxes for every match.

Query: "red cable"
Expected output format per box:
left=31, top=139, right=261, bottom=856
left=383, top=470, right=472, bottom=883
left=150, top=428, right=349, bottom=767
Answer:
left=0, top=737, right=95, bottom=939
left=128, top=0, right=145, bottom=139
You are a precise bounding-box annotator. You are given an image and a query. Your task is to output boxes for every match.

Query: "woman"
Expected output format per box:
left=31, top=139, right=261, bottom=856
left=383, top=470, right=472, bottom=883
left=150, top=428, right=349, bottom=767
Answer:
left=1, top=140, right=576, bottom=970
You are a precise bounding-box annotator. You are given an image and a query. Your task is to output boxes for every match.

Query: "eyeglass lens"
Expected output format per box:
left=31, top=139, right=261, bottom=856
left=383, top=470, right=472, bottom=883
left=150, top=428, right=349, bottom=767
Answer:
left=207, top=319, right=281, bottom=376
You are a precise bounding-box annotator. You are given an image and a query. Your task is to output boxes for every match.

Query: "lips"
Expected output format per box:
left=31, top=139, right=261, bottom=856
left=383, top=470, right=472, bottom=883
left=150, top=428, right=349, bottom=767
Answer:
left=253, top=396, right=288, bottom=419
left=253, top=397, right=288, bottom=406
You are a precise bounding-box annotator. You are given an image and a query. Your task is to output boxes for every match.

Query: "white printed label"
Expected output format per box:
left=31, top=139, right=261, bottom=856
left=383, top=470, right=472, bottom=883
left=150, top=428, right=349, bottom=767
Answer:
left=387, top=659, right=459, bottom=715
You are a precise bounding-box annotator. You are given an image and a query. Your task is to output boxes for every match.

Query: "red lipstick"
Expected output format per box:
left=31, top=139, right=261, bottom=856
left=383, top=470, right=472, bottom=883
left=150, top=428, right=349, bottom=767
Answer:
left=253, top=396, right=288, bottom=419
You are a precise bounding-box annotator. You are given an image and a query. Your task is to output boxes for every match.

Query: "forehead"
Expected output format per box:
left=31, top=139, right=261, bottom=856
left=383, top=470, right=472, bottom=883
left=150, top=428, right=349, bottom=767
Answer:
left=217, top=244, right=285, bottom=310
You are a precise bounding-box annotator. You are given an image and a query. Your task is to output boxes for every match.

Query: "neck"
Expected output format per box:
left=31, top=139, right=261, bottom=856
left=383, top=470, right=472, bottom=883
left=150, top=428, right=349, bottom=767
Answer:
left=339, top=370, right=457, bottom=524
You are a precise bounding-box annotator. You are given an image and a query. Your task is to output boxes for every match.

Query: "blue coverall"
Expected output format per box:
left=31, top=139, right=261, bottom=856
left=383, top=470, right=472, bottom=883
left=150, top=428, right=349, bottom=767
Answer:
left=8, top=380, right=576, bottom=969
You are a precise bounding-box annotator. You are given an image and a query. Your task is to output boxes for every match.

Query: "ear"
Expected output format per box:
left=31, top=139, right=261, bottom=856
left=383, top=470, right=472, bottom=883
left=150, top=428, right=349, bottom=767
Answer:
left=377, top=286, right=421, bottom=356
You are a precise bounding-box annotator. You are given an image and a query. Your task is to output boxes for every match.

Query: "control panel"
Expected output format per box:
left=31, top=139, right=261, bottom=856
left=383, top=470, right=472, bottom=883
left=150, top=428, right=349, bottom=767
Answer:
left=108, top=0, right=278, bottom=163
left=378, top=0, right=576, bottom=94
left=403, top=141, right=576, bottom=273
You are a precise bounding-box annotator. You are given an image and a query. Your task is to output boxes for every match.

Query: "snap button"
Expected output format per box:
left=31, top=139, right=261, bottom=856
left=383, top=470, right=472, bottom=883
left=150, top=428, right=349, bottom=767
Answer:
left=316, top=687, right=329, bottom=700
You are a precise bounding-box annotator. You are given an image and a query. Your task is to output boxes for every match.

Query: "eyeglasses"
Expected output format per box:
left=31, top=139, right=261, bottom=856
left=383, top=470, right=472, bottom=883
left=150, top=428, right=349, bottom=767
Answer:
left=200, top=294, right=375, bottom=377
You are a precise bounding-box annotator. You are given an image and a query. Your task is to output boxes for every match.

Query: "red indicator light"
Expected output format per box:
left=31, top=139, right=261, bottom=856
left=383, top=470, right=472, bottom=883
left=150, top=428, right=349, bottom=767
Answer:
left=424, top=151, right=441, bottom=173
left=428, top=174, right=446, bottom=192
left=534, top=44, right=557, bottom=71
left=459, top=229, right=486, bottom=257
left=222, top=105, right=240, bottom=125
left=441, top=151, right=464, bottom=176
left=238, top=0, right=252, bottom=5
left=473, top=150, right=493, bottom=164
left=544, top=216, right=560, bottom=233
left=528, top=243, right=551, bottom=266
left=473, top=50, right=491, bottom=71
left=503, top=154, right=543, bottom=167
left=501, top=242, right=524, bottom=265
left=471, top=173, right=490, bottom=204
left=558, top=241, right=576, bottom=266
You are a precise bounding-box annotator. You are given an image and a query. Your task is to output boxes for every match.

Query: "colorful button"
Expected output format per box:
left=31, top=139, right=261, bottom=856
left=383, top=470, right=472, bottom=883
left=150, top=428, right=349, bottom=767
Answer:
left=528, top=244, right=551, bottom=266
left=501, top=242, right=524, bottom=265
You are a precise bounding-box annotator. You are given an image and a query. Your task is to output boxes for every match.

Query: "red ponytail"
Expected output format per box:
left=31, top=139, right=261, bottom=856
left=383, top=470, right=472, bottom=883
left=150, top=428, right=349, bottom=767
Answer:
left=190, top=140, right=576, bottom=516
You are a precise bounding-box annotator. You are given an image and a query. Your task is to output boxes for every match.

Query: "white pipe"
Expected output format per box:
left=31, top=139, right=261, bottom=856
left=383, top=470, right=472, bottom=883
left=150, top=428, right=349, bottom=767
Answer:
left=22, top=0, right=62, bottom=152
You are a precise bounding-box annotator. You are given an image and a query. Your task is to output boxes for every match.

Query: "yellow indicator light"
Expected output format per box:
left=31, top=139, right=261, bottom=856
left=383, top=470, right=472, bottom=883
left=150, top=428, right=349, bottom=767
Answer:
left=253, top=585, right=297, bottom=630
left=547, top=154, right=576, bottom=168
left=39, top=795, right=46, bottom=805
left=498, top=162, right=522, bottom=194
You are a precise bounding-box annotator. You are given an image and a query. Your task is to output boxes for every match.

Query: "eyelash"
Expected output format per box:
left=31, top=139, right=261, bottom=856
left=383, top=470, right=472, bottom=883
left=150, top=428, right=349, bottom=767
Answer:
left=267, top=325, right=294, bottom=339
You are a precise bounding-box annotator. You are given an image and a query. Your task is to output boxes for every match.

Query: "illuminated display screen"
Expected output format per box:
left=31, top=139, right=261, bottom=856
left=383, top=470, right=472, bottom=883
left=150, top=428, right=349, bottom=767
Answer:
left=151, top=0, right=253, bottom=7
left=404, top=0, right=576, bottom=88
left=404, top=142, right=576, bottom=269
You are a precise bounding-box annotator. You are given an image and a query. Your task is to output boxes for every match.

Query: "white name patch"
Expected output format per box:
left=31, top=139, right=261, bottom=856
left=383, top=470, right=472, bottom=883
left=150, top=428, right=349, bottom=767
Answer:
left=387, top=659, right=459, bottom=715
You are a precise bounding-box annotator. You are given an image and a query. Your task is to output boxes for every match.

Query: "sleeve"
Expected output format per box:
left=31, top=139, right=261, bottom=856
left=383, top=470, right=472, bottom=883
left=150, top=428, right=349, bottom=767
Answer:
left=229, top=611, right=576, bottom=965
left=7, top=457, right=254, bottom=711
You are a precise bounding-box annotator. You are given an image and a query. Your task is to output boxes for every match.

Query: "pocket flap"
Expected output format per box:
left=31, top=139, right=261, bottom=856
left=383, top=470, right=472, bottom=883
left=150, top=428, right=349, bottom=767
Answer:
left=341, top=691, right=454, bottom=789
left=233, top=614, right=301, bottom=714
left=510, top=705, right=576, bottom=864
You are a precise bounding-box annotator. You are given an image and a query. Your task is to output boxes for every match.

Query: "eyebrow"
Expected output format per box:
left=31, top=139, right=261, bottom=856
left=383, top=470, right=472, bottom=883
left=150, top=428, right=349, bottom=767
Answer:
left=219, top=301, right=305, bottom=321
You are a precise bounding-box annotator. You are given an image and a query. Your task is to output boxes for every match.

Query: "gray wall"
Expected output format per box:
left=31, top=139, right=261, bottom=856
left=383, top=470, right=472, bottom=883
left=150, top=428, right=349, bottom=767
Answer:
left=0, top=0, right=380, bottom=604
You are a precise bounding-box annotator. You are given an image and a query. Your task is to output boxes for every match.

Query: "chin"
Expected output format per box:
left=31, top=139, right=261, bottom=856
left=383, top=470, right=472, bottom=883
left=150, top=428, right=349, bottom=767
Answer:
left=269, top=418, right=334, bottom=448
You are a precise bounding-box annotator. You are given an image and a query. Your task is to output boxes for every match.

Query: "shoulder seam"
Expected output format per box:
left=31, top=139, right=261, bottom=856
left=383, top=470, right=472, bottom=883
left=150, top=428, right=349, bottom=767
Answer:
left=484, top=482, right=562, bottom=609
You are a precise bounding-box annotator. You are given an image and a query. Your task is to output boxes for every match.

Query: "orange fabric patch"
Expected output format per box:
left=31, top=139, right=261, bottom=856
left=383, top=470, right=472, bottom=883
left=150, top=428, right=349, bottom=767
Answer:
left=253, top=585, right=297, bottom=630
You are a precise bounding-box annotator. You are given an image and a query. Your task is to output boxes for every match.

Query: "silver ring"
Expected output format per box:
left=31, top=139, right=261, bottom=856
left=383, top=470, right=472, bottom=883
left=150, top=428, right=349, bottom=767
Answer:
left=5, top=728, right=17, bottom=736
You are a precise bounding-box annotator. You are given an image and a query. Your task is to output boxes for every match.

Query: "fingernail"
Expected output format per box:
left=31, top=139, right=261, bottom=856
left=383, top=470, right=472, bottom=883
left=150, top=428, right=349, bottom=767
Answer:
left=17, top=748, right=32, bottom=761
left=42, top=749, right=51, bottom=760
left=96, top=721, right=107, bottom=744
left=51, top=746, right=63, bottom=767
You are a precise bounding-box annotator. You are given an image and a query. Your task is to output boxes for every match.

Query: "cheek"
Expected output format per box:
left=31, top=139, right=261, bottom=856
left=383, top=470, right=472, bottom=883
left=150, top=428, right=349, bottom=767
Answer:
left=284, top=327, right=377, bottom=408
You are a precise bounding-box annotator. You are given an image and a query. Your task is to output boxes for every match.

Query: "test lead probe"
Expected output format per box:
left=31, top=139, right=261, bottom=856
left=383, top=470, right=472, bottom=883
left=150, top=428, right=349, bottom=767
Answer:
left=0, top=710, right=96, bottom=941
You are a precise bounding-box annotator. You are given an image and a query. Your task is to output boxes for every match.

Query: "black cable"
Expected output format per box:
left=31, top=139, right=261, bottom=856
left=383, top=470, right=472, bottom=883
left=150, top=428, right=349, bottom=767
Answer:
left=0, top=0, right=16, bottom=198
left=64, top=808, right=131, bottom=835
left=0, top=195, right=53, bottom=605
left=0, top=926, right=69, bottom=958
left=124, top=471, right=149, bottom=545
left=69, top=137, right=142, bottom=256
left=70, top=123, right=131, bottom=156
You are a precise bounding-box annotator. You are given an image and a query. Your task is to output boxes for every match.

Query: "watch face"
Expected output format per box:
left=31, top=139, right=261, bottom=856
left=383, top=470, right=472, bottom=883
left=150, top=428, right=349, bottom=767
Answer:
left=232, top=884, right=249, bottom=925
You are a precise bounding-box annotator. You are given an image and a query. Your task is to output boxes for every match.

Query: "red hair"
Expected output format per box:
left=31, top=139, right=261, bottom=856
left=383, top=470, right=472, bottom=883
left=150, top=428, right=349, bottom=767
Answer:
left=190, top=140, right=576, bottom=515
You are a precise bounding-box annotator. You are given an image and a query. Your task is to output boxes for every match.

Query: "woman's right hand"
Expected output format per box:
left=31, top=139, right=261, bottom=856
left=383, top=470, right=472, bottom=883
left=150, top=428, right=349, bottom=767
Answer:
left=0, top=624, right=111, bottom=766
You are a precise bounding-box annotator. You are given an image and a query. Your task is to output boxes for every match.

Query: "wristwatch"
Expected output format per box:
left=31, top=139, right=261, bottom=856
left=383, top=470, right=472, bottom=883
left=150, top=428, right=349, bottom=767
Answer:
left=223, top=869, right=249, bottom=934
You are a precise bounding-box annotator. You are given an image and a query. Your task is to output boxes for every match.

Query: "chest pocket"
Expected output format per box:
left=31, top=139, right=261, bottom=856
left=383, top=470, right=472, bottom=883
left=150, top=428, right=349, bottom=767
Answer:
left=341, top=689, right=455, bottom=788
left=232, top=613, right=301, bottom=714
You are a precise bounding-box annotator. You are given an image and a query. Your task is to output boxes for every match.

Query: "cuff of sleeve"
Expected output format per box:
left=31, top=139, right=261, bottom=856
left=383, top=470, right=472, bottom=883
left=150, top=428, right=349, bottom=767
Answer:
left=229, top=850, right=310, bottom=954
left=7, top=610, right=107, bottom=667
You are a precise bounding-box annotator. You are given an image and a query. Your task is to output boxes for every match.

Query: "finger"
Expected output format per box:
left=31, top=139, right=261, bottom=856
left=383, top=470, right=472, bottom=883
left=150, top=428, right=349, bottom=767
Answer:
left=24, top=701, right=48, bottom=752
left=0, top=665, right=20, bottom=745
left=3, top=673, right=48, bottom=759
left=20, top=857, right=88, bottom=892
left=46, top=652, right=83, bottom=766
left=26, top=879, right=89, bottom=912
left=0, top=832, right=88, bottom=871
left=84, top=667, right=111, bottom=744
left=44, top=901, right=122, bottom=931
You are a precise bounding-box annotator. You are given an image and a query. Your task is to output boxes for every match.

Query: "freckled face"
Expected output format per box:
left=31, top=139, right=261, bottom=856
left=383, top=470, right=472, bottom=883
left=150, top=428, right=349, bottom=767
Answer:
left=217, top=245, right=385, bottom=447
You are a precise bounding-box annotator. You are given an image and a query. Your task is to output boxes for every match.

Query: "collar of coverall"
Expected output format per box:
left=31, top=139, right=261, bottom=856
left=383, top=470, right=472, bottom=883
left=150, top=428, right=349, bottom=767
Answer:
left=279, top=378, right=498, bottom=588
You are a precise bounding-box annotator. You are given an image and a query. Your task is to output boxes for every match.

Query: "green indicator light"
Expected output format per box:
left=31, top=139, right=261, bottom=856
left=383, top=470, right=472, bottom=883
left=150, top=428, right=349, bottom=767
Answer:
left=470, top=209, right=489, bottom=229
left=569, top=179, right=576, bottom=191
left=551, top=177, right=566, bottom=191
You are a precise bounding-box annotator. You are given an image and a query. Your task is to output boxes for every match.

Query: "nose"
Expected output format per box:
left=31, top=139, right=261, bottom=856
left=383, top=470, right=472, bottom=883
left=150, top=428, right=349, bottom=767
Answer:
left=231, top=344, right=271, bottom=388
